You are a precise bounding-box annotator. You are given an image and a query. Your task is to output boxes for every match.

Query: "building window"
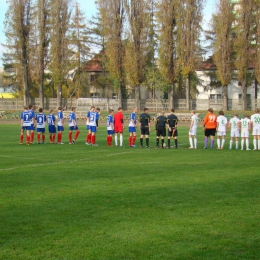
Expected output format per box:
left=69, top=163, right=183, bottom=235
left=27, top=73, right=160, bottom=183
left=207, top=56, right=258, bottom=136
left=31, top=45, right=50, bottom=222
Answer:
left=238, top=94, right=251, bottom=99
left=112, top=93, right=118, bottom=99
left=91, top=93, right=99, bottom=98
left=90, top=74, right=99, bottom=83
left=210, top=94, right=222, bottom=99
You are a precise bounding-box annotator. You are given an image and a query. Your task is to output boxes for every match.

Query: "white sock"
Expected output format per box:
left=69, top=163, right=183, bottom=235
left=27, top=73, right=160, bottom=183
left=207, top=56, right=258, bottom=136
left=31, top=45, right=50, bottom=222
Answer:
left=120, top=135, right=123, bottom=146
left=221, top=139, right=225, bottom=148
left=194, top=138, right=197, bottom=148
left=230, top=140, right=233, bottom=149
left=217, top=139, right=220, bottom=147
left=241, top=139, right=244, bottom=149
left=254, top=139, right=257, bottom=149
left=115, top=135, right=118, bottom=145
left=189, top=137, right=193, bottom=147
left=246, top=139, right=249, bottom=149
left=258, top=140, right=260, bottom=149
left=235, top=141, right=239, bottom=149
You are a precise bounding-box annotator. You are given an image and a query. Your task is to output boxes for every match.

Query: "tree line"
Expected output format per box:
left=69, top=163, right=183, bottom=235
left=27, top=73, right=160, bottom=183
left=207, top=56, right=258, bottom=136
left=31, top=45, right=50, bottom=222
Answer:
left=2, top=0, right=260, bottom=110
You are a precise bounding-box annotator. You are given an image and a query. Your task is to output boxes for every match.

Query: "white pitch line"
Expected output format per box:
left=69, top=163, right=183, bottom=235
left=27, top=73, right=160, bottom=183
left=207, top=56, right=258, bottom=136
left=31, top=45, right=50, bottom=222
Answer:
left=0, top=151, right=134, bottom=172
left=0, top=155, right=35, bottom=160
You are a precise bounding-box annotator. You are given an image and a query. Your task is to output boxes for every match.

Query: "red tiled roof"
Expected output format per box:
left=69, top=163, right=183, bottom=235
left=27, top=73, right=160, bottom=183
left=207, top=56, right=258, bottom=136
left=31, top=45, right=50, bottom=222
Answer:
left=84, top=52, right=105, bottom=72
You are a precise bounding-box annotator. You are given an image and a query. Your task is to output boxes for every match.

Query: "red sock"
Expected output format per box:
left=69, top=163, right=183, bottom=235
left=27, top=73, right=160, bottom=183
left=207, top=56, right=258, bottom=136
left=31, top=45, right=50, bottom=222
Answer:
left=109, top=136, right=112, bottom=146
left=31, top=132, right=34, bottom=143
left=49, top=134, right=52, bottom=142
left=133, top=136, right=136, bottom=145
left=128, top=136, right=131, bottom=146
left=37, top=133, right=40, bottom=143
left=69, top=132, right=72, bottom=142
left=26, top=135, right=30, bottom=144
left=20, top=134, right=24, bottom=143
left=87, top=133, right=91, bottom=143
left=57, top=133, right=61, bottom=143
left=42, top=134, right=45, bottom=143
left=107, top=136, right=109, bottom=145
left=74, top=130, right=80, bottom=140
left=52, top=134, right=56, bottom=142
left=91, top=135, right=95, bottom=145
left=60, top=132, right=62, bottom=142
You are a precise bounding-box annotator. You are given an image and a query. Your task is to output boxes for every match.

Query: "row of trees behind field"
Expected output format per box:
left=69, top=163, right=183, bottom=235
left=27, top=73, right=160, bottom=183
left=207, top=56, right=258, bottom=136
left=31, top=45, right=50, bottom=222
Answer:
left=2, top=0, right=260, bottom=110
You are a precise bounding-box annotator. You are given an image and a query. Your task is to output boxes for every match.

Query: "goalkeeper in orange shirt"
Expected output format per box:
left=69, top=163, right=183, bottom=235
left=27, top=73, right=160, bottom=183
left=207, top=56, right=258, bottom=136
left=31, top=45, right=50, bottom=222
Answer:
left=203, top=108, right=217, bottom=149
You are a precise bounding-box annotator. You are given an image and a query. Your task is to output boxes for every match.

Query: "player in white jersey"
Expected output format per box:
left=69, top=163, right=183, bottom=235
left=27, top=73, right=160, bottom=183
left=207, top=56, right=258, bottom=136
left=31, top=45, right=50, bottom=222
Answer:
left=229, top=114, right=240, bottom=149
left=240, top=115, right=251, bottom=150
left=19, top=106, right=32, bottom=145
left=188, top=110, right=198, bottom=149
left=128, top=107, right=138, bottom=147
left=250, top=108, right=260, bottom=150
left=106, top=109, right=114, bottom=146
left=86, top=106, right=99, bottom=146
left=216, top=111, right=228, bottom=149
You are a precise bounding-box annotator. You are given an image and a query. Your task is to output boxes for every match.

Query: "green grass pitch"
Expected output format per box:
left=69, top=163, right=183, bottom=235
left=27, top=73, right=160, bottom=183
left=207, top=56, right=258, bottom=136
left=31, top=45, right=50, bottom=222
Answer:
left=0, top=123, right=260, bottom=260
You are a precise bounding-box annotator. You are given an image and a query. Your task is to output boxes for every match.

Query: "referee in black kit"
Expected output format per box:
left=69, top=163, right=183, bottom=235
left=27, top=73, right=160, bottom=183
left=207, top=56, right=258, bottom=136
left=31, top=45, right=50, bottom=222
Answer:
left=139, top=108, right=151, bottom=148
left=155, top=111, right=167, bottom=148
left=167, top=109, right=179, bottom=149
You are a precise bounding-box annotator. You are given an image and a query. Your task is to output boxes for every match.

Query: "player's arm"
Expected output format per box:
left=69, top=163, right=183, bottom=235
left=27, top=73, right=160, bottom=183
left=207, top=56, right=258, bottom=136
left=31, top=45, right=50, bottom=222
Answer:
left=121, top=115, right=124, bottom=129
left=96, top=114, right=99, bottom=128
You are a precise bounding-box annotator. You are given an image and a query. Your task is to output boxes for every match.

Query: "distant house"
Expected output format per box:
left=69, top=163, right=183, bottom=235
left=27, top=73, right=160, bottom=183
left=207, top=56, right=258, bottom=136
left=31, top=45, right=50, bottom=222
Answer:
left=83, top=53, right=118, bottom=99
left=196, top=56, right=258, bottom=101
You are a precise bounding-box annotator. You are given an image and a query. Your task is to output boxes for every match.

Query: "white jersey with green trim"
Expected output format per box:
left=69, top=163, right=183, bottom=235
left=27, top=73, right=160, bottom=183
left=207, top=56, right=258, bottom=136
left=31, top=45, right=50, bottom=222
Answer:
left=251, top=113, right=260, bottom=127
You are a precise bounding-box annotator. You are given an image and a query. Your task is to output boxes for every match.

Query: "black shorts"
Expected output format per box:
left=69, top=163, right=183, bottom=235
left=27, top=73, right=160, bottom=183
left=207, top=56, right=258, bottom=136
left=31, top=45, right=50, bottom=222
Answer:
left=156, top=127, right=166, bottom=137
left=205, top=128, right=216, bottom=137
left=140, top=127, right=149, bottom=135
left=168, top=127, right=178, bottom=137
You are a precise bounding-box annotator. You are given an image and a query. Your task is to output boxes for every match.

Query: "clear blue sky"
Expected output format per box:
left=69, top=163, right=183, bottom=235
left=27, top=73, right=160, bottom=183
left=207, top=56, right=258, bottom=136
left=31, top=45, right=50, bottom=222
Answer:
left=0, top=0, right=215, bottom=67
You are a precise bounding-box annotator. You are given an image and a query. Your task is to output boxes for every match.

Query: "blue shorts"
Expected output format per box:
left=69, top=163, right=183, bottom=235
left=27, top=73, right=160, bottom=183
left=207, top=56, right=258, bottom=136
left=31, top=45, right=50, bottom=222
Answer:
left=48, top=125, right=56, bottom=133
left=57, top=126, right=64, bottom=132
left=89, top=126, right=97, bottom=133
left=28, top=125, right=35, bottom=131
left=22, top=126, right=30, bottom=130
left=69, top=125, right=78, bottom=131
left=129, top=126, right=136, bottom=133
left=86, top=125, right=90, bottom=130
left=107, top=130, right=114, bottom=135
left=37, top=128, right=45, bottom=133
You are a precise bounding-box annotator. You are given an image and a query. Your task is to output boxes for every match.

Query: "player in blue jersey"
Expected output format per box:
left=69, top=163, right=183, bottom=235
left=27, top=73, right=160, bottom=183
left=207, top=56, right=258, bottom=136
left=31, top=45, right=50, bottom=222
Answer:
left=28, top=104, right=36, bottom=143
left=20, top=106, right=32, bottom=145
left=36, top=108, right=46, bottom=144
left=68, top=107, right=80, bottom=144
left=47, top=109, right=56, bottom=143
left=106, top=109, right=114, bottom=146
left=85, top=106, right=99, bottom=146
left=57, top=107, right=64, bottom=144
left=128, top=107, right=138, bottom=147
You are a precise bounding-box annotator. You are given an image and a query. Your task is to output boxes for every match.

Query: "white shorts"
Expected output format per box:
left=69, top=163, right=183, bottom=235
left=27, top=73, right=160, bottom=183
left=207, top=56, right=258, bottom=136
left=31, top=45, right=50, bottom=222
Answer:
left=252, top=126, right=260, bottom=136
left=189, top=126, right=197, bottom=136
left=230, top=129, right=240, bottom=137
left=241, top=131, right=249, bottom=138
left=217, top=131, right=226, bottom=136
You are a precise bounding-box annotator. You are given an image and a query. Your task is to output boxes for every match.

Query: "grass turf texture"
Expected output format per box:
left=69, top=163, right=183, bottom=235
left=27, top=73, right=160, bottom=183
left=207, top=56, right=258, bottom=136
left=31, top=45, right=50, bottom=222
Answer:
left=0, top=124, right=260, bottom=260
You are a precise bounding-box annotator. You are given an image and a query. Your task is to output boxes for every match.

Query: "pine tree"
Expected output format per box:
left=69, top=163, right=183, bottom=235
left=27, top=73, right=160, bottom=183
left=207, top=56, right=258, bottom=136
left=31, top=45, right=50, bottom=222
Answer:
left=49, top=0, right=72, bottom=107
left=212, top=0, right=234, bottom=111
left=4, top=0, right=33, bottom=105
left=176, top=0, right=204, bottom=110
left=156, top=0, right=178, bottom=109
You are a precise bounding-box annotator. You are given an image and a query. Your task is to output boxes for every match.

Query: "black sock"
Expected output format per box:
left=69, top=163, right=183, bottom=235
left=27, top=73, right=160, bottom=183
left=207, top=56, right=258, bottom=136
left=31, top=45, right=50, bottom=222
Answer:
left=156, top=138, right=159, bottom=146
left=140, top=138, right=143, bottom=146
left=168, top=139, right=170, bottom=147
left=146, top=138, right=149, bottom=146
left=161, top=139, right=164, bottom=147
left=175, top=139, right=178, bottom=147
